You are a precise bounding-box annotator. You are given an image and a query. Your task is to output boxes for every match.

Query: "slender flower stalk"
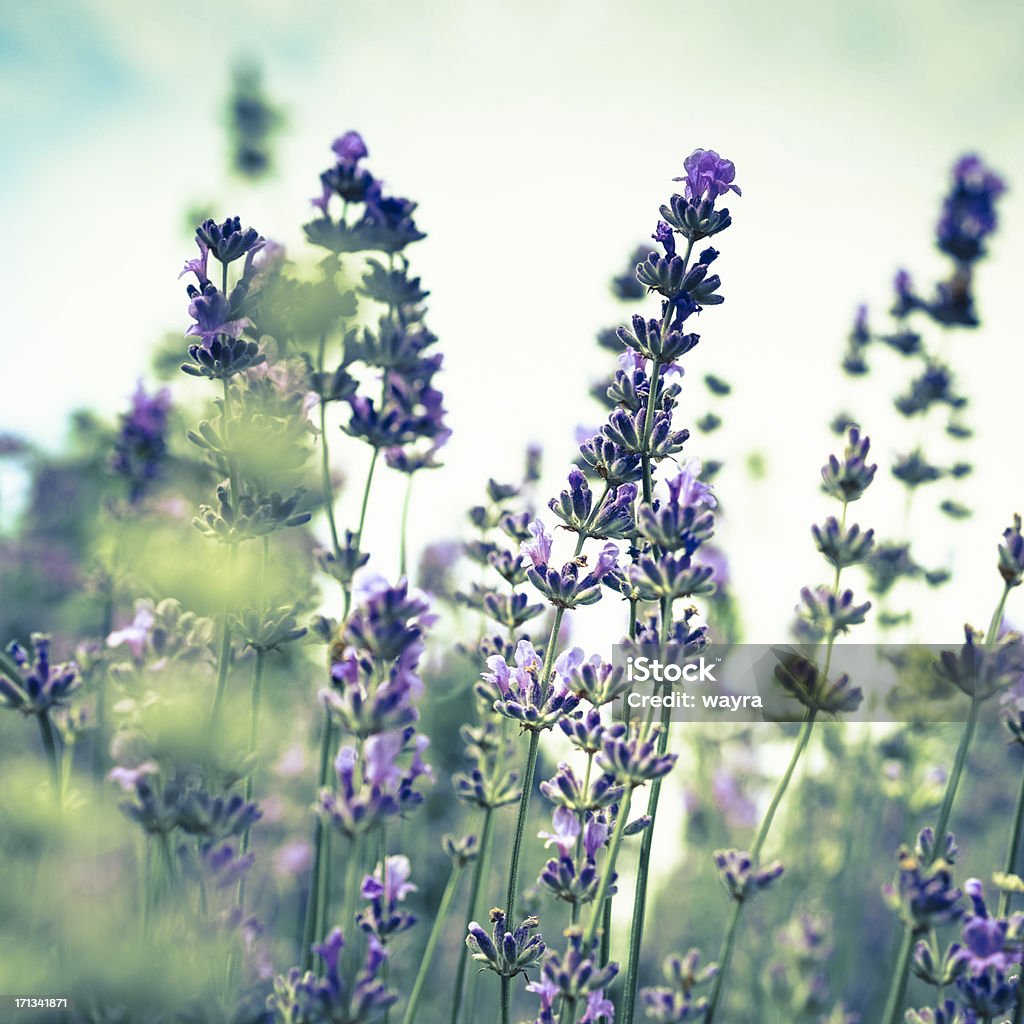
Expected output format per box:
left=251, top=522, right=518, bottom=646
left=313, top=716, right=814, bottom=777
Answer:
left=399, top=475, right=413, bottom=579
left=704, top=429, right=876, bottom=1023
left=402, top=858, right=466, bottom=1024
left=881, top=566, right=1019, bottom=1023
left=450, top=809, right=496, bottom=1024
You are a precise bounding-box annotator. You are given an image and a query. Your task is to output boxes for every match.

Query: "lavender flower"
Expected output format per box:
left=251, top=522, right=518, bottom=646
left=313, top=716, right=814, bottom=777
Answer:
left=540, top=761, right=623, bottom=812
left=477, top=638, right=581, bottom=729
left=110, top=382, right=172, bottom=502
left=541, top=926, right=619, bottom=1001
left=0, top=634, right=80, bottom=716
left=713, top=848, right=784, bottom=901
left=357, top=855, right=418, bottom=940
left=882, top=838, right=963, bottom=933
left=934, top=625, right=1024, bottom=702
left=466, top=908, right=545, bottom=979
left=597, top=723, right=677, bottom=785
left=268, top=927, right=396, bottom=1023
left=821, top=427, right=877, bottom=503
left=318, top=732, right=431, bottom=837
left=999, top=513, right=1024, bottom=588
left=941, top=878, right=1024, bottom=1019
left=936, top=154, right=1006, bottom=263
left=196, top=216, right=264, bottom=265
left=641, top=950, right=718, bottom=1022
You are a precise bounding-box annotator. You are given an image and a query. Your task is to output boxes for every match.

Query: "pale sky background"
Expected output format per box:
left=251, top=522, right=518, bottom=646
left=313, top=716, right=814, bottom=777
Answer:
left=1, top=0, right=1022, bottom=644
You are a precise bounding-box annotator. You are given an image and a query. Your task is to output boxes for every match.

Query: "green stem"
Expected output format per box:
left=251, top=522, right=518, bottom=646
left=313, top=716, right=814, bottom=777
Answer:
left=881, top=928, right=916, bottom=1024
left=451, top=807, right=496, bottom=1024
left=403, top=862, right=464, bottom=1024
left=317, top=332, right=342, bottom=560
left=500, top=976, right=510, bottom=1024
left=620, top=710, right=670, bottom=1023
left=704, top=710, right=817, bottom=1023
left=400, top=474, right=413, bottom=579
left=37, top=711, right=62, bottom=800
left=621, top=599, right=673, bottom=1021
left=639, top=361, right=663, bottom=506
left=208, top=544, right=238, bottom=743
left=356, top=448, right=381, bottom=548
left=301, top=713, right=335, bottom=970
left=881, top=582, right=1011, bottom=1023
left=505, top=729, right=541, bottom=922
left=582, top=784, right=634, bottom=948
left=237, top=648, right=267, bottom=906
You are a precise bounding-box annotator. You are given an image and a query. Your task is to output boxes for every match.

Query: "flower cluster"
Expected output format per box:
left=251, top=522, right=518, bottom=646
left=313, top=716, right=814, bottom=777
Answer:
left=0, top=633, right=80, bottom=716
left=268, top=927, right=395, bottom=1024
left=304, top=132, right=449, bottom=478
left=110, top=382, right=172, bottom=504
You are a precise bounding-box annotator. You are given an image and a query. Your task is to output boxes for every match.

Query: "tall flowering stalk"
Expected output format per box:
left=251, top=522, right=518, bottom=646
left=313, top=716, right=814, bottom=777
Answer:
left=836, top=155, right=1006, bottom=630
left=702, top=426, right=877, bottom=1023
left=459, top=148, right=735, bottom=1024
left=298, top=131, right=450, bottom=966
left=881, top=517, right=1024, bottom=1023
left=617, top=149, right=741, bottom=1022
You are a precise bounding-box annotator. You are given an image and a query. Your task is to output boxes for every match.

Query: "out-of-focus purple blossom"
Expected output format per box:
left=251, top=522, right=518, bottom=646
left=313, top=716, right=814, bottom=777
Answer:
left=999, top=513, right=1024, bottom=589
left=180, top=840, right=254, bottom=891
left=711, top=769, right=757, bottom=829
left=273, top=840, right=313, bottom=878
left=579, top=989, right=615, bottom=1023
left=332, top=130, right=368, bottom=165
left=0, top=634, right=80, bottom=716
left=319, top=731, right=432, bottom=837
left=936, top=154, right=1006, bottom=263
left=713, top=848, right=785, bottom=901
left=342, top=578, right=434, bottom=662
left=110, top=382, right=172, bottom=502
left=268, top=928, right=397, bottom=1023
left=883, top=838, right=963, bottom=932
left=526, top=976, right=559, bottom=1024
left=107, top=600, right=156, bottom=661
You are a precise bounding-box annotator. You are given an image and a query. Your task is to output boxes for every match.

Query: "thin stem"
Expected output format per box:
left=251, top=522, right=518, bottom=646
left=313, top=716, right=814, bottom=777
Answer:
left=639, top=361, right=663, bottom=506
left=403, top=862, right=464, bottom=1024
left=582, top=784, right=634, bottom=948
left=37, top=711, right=62, bottom=801
left=400, top=474, right=414, bottom=579
left=500, top=977, right=510, bottom=1024
left=237, top=648, right=267, bottom=907
left=620, top=710, right=670, bottom=1023
left=356, top=448, right=381, bottom=547
left=881, top=928, right=916, bottom=1024
left=317, top=332, right=342, bottom=560
left=621, top=598, right=673, bottom=1020
left=704, top=710, right=817, bottom=1023
left=505, top=729, right=541, bottom=922
left=451, top=808, right=496, bottom=1024
left=881, top=582, right=1012, bottom=1023
left=301, top=714, right=335, bottom=970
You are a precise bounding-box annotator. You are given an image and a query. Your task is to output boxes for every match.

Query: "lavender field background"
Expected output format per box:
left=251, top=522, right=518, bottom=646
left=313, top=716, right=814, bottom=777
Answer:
left=2, top=2, right=1024, bottom=1022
